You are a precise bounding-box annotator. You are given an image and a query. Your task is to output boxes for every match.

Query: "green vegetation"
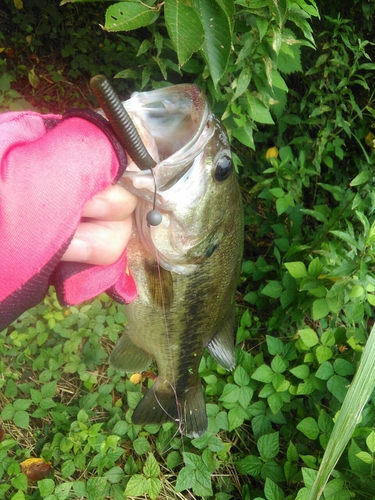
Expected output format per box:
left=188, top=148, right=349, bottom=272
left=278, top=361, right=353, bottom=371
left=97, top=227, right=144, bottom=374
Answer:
left=1, top=0, right=375, bottom=498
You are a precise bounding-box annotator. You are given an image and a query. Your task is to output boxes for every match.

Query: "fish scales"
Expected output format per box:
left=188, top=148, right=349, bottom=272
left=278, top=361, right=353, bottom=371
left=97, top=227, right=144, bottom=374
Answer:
left=109, top=84, right=243, bottom=438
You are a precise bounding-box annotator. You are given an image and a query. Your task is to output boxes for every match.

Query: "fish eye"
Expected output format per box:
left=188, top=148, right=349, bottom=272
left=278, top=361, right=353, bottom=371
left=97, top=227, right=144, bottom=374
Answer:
left=214, top=155, right=233, bottom=181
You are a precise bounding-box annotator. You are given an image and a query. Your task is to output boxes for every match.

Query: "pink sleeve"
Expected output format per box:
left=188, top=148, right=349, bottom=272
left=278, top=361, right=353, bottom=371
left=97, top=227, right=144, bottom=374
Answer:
left=0, top=110, right=136, bottom=331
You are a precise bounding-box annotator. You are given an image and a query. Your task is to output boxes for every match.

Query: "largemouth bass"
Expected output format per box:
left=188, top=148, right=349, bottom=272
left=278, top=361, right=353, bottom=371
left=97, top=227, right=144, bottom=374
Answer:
left=109, top=84, right=243, bottom=438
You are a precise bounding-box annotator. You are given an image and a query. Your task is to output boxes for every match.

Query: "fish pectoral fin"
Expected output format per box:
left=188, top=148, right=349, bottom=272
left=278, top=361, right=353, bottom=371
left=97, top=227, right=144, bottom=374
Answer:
left=132, top=378, right=208, bottom=438
left=207, top=307, right=236, bottom=371
left=109, top=331, right=152, bottom=373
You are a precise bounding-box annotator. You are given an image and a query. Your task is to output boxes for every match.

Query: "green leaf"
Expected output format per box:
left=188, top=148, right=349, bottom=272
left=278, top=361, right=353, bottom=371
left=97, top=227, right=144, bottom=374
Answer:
left=285, top=261, right=307, bottom=279
left=175, top=467, right=195, bottom=491
left=350, top=170, right=371, bottom=186
left=86, top=477, right=108, bottom=500
left=61, top=460, right=75, bottom=479
left=290, top=365, right=310, bottom=379
left=146, top=477, right=162, bottom=500
left=366, top=431, right=375, bottom=454
left=262, top=281, right=283, bottom=298
left=13, top=399, right=32, bottom=411
left=13, top=411, right=29, bottom=429
left=11, top=474, right=28, bottom=492
left=298, top=328, right=319, bottom=347
left=252, top=364, right=274, bottom=383
left=355, top=451, right=373, bottom=464
left=247, top=94, right=275, bottom=124
left=234, top=366, right=250, bottom=386
left=124, top=475, right=147, bottom=497
left=258, top=432, right=279, bottom=460
left=38, top=479, right=55, bottom=497
left=228, top=405, right=248, bottom=431
left=312, top=298, right=329, bottom=320
left=235, top=455, right=262, bottom=476
left=297, top=417, right=319, bottom=440
left=164, top=0, right=204, bottom=66
left=143, top=453, right=160, bottom=479
left=264, top=477, right=284, bottom=500
left=192, top=0, right=231, bottom=86
left=105, top=2, right=159, bottom=32
left=133, top=437, right=151, bottom=455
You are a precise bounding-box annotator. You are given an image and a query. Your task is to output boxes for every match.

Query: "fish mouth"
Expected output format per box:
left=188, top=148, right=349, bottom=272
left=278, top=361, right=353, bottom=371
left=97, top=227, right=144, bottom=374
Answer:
left=120, top=84, right=214, bottom=194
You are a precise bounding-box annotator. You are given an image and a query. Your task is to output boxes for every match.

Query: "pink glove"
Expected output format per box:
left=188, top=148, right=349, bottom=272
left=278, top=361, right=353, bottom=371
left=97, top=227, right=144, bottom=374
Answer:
left=0, top=109, right=137, bottom=331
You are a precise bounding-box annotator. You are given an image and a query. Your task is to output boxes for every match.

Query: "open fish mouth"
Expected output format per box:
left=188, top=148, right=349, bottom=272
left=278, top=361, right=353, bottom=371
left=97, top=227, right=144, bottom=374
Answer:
left=121, top=84, right=215, bottom=193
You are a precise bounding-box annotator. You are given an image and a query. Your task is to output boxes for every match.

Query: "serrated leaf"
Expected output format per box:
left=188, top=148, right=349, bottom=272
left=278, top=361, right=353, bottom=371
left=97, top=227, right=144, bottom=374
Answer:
left=105, top=2, right=159, bottom=32
left=143, top=453, right=160, bottom=479
left=192, top=0, right=231, bottom=86
left=164, top=0, right=204, bottom=66
left=264, top=477, right=284, bottom=500
left=257, top=432, right=279, bottom=460
left=235, top=455, right=262, bottom=476
left=146, top=477, right=161, bottom=500
left=133, top=436, right=151, bottom=455
left=14, top=411, right=29, bottom=429
left=175, top=467, right=195, bottom=491
left=124, top=475, right=147, bottom=497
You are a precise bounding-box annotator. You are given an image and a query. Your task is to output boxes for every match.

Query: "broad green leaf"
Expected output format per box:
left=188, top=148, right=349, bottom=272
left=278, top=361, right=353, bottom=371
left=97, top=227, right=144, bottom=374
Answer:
left=355, top=451, right=373, bottom=464
left=86, top=477, right=108, bottom=500
left=312, top=298, right=329, bottom=320
left=133, top=436, right=151, bottom=455
left=297, top=417, right=319, bottom=440
left=298, top=328, right=319, bottom=347
left=143, top=453, right=160, bottom=479
left=264, top=477, right=284, bottom=500
left=105, top=2, right=159, bottom=32
left=235, top=455, right=263, bottom=476
left=124, top=475, right=147, bottom=497
left=175, top=467, right=195, bottom=491
left=247, top=94, right=275, bottom=124
left=290, top=365, right=310, bottom=379
left=252, top=364, right=274, bottom=383
left=13, top=411, right=29, bottom=429
left=261, top=281, right=283, bottom=298
left=285, top=261, right=307, bottom=279
left=192, top=0, right=231, bottom=86
left=37, top=479, right=55, bottom=497
left=104, top=467, right=124, bottom=484
left=164, top=0, right=204, bottom=66
left=257, top=432, right=279, bottom=460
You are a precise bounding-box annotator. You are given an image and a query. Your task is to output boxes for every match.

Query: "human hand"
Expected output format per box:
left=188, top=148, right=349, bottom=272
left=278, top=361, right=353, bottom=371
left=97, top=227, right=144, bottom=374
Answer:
left=61, top=184, right=137, bottom=265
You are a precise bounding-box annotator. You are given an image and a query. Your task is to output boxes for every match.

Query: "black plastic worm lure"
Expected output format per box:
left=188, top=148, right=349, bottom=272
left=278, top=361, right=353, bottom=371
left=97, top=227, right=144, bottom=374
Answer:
left=90, top=74, right=156, bottom=171
left=90, top=75, right=162, bottom=225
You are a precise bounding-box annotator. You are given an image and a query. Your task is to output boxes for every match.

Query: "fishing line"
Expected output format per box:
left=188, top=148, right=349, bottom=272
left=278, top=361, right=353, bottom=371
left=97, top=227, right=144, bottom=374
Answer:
left=153, top=245, right=185, bottom=445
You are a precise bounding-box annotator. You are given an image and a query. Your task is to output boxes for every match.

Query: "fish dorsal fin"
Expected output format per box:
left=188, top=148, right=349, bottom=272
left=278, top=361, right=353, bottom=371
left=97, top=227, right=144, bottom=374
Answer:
left=207, top=307, right=236, bottom=371
left=144, top=259, right=174, bottom=309
left=109, top=331, right=152, bottom=373
left=132, top=378, right=208, bottom=438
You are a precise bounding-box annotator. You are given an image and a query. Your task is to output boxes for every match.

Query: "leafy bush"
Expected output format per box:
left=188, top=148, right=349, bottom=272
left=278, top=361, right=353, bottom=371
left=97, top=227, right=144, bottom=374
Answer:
left=1, top=0, right=375, bottom=499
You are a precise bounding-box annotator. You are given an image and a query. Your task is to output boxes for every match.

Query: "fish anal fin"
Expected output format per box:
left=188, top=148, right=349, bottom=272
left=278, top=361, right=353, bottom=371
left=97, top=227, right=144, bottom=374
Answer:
left=207, top=307, right=235, bottom=371
left=144, top=259, right=174, bottom=309
left=132, top=378, right=207, bottom=438
left=109, top=331, right=152, bottom=373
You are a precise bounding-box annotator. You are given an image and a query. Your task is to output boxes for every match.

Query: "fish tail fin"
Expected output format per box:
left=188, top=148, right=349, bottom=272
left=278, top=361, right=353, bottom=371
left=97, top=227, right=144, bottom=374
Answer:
left=109, top=330, right=153, bottom=373
left=132, top=378, right=208, bottom=438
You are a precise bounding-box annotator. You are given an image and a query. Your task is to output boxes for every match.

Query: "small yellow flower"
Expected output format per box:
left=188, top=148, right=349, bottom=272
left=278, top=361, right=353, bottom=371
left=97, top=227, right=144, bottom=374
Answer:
left=130, top=373, right=143, bottom=384
left=266, top=146, right=279, bottom=159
